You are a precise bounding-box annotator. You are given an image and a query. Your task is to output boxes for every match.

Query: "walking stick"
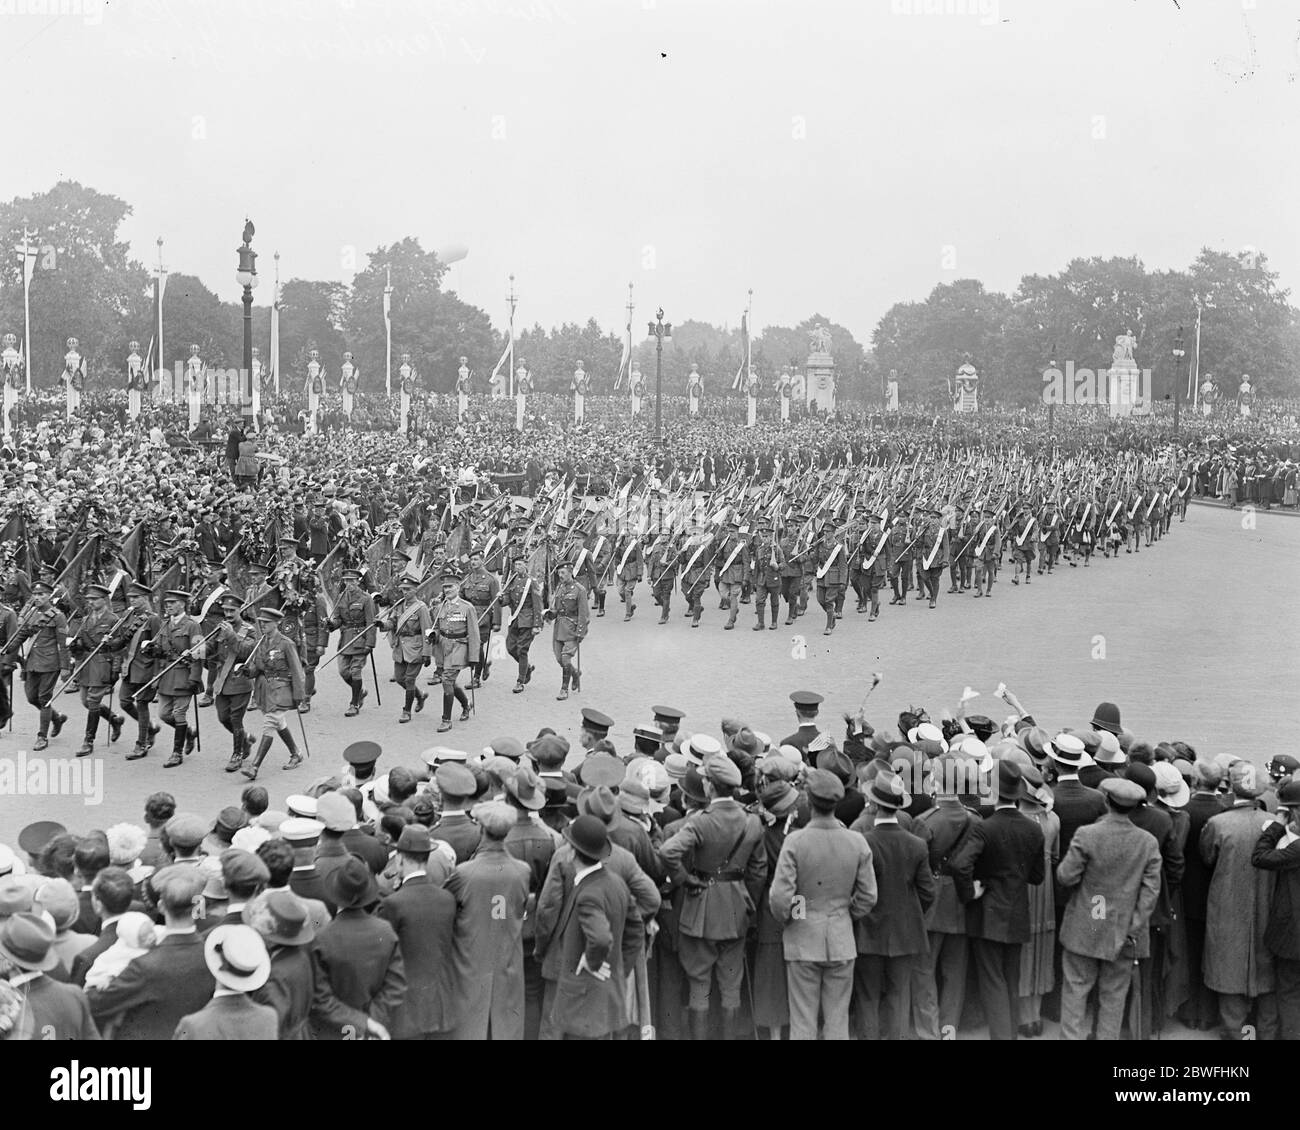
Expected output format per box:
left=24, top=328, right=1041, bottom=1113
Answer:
left=190, top=692, right=201, bottom=753
left=296, top=706, right=312, bottom=759
left=368, top=648, right=382, bottom=707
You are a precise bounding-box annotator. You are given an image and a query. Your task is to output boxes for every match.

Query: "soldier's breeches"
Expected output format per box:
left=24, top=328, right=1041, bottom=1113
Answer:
left=303, top=662, right=317, bottom=699
left=79, top=685, right=110, bottom=713
left=215, top=692, right=250, bottom=734
left=394, top=659, right=420, bottom=693
left=506, top=626, right=533, bottom=680
left=260, top=709, right=289, bottom=736
left=157, top=693, right=190, bottom=727
left=618, top=579, right=636, bottom=605
left=440, top=665, right=464, bottom=694
left=553, top=639, right=579, bottom=671
left=24, top=668, right=57, bottom=711
left=339, top=653, right=367, bottom=686
left=679, top=936, right=745, bottom=1011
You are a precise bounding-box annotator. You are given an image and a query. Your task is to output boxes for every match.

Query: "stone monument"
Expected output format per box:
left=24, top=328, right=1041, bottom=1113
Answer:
left=805, top=323, right=835, bottom=413
left=1107, top=330, right=1141, bottom=418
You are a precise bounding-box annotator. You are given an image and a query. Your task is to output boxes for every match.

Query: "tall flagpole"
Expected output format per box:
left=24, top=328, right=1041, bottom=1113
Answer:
left=746, top=288, right=753, bottom=373
left=1191, top=301, right=1203, bottom=408
left=383, top=265, right=393, bottom=396
left=625, top=281, right=634, bottom=389
left=17, top=228, right=36, bottom=394
left=154, top=237, right=166, bottom=399
left=271, top=252, right=282, bottom=396
left=507, top=274, right=517, bottom=397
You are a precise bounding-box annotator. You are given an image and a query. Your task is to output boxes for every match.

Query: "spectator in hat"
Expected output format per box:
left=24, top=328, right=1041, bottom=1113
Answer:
left=769, top=769, right=876, bottom=1040
left=69, top=867, right=136, bottom=987
left=140, top=792, right=177, bottom=870
left=311, top=855, right=404, bottom=1040
left=33, top=878, right=95, bottom=977
left=87, top=864, right=214, bottom=1040
left=71, top=833, right=111, bottom=935
left=1178, top=761, right=1225, bottom=1031
left=547, top=815, right=631, bottom=1040
left=0, top=913, right=100, bottom=1039
left=949, top=760, right=1045, bottom=1041
left=750, top=779, right=801, bottom=1038
left=1152, top=761, right=1192, bottom=1026
left=445, top=802, right=530, bottom=1040
left=1251, top=779, right=1300, bottom=1039
left=376, top=826, right=461, bottom=1040
left=174, top=924, right=277, bottom=1040
left=244, top=888, right=319, bottom=1039
left=853, top=770, right=935, bottom=1040
left=1015, top=766, right=1059, bottom=1037
left=1055, top=778, right=1163, bottom=1041
left=256, top=838, right=330, bottom=935
left=430, top=764, right=483, bottom=863
left=658, top=752, right=767, bottom=1040
left=1200, top=763, right=1279, bottom=1040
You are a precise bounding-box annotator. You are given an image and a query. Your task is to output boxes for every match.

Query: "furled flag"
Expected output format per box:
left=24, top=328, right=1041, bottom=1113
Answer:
left=488, top=334, right=512, bottom=388
left=732, top=311, right=749, bottom=390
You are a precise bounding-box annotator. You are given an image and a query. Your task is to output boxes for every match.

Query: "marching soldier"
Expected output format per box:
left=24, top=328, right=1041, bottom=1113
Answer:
left=1126, top=483, right=1146, bottom=555
left=0, top=591, right=17, bottom=731
left=1009, top=504, right=1036, bottom=586
left=779, top=524, right=804, bottom=624
left=153, top=589, right=206, bottom=769
left=948, top=504, right=976, bottom=593
left=612, top=528, right=642, bottom=621
left=814, top=524, right=849, bottom=635
left=914, top=506, right=949, bottom=611
left=191, top=561, right=226, bottom=707
left=69, top=583, right=126, bottom=757
left=431, top=572, right=479, bottom=731
left=462, top=549, right=501, bottom=689
left=714, top=518, right=749, bottom=631
left=546, top=559, right=588, bottom=700
left=971, top=506, right=1001, bottom=598
left=1037, top=502, right=1061, bottom=574
left=117, top=582, right=161, bottom=760
left=240, top=607, right=306, bottom=780
left=212, top=593, right=258, bottom=773
left=327, top=564, right=375, bottom=717
left=502, top=555, right=543, bottom=693
left=13, top=580, right=71, bottom=752
left=646, top=535, right=677, bottom=624
left=857, top=511, right=889, bottom=621
left=750, top=519, right=784, bottom=631
left=379, top=573, right=431, bottom=723
left=886, top=513, right=913, bottom=606
left=680, top=533, right=713, bottom=629
left=276, top=564, right=329, bottom=714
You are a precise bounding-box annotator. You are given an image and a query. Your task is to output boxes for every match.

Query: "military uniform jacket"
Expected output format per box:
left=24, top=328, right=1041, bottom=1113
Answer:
left=856, top=822, right=937, bottom=956
left=461, top=569, right=501, bottom=632
left=432, top=596, right=481, bottom=667
left=914, top=521, right=950, bottom=571
left=329, top=584, right=376, bottom=654
left=15, top=605, right=70, bottom=674
left=659, top=798, right=768, bottom=940
left=715, top=534, right=749, bottom=585
left=815, top=539, right=849, bottom=586
left=613, top=537, right=643, bottom=581
left=70, top=606, right=123, bottom=687
left=916, top=801, right=980, bottom=934
left=647, top=543, right=677, bottom=588
left=779, top=536, right=803, bottom=579
left=752, top=538, right=786, bottom=588
left=1056, top=812, right=1162, bottom=962
left=768, top=814, right=877, bottom=962
left=211, top=619, right=257, bottom=696
left=950, top=806, right=1045, bottom=944
left=247, top=629, right=305, bottom=710
left=0, top=602, right=18, bottom=675
left=153, top=613, right=205, bottom=696
left=885, top=523, right=911, bottom=571
left=382, top=597, right=433, bottom=663
left=279, top=592, right=329, bottom=664
left=971, top=520, right=1001, bottom=562
left=549, top=580, right=588, bottom=642
left=120, top=610, right=161, bottom=685
left=855, top=523, right=889, bottom=577
left=503, top=573, right=543, bottom=630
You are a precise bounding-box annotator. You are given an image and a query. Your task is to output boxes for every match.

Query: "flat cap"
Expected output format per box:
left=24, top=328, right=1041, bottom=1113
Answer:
left=580, top=753, right=625, bottom=789
left=703, top=755, right=742, bottom=789
left=1100, top=777, right=1145, bottom=809
left=805, top=768, right=845, bottom=804
left=316, top=793, right=355, bottom=832
left=436, top=763, right=478, bottom=798
left=164, top=813, right=208, bottom=851
left=220, top=848, right=270, bottom=888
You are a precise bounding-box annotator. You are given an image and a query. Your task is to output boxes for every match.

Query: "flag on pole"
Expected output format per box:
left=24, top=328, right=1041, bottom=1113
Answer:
left=270, top=279, right=281, bottom=395
left=489, top=334, right=512, bottom=386
left=384, top=267, right=393, bottom=396
left=732, top=312, right=749, bottom=390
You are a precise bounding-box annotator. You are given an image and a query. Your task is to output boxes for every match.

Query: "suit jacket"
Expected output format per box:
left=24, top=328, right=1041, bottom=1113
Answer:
left=86, top=932, right=214, bottom=1041
left=1050, top=778, right=1107, bottom=904
left=174, top=992, right=279, bottom=1040
left=659, top=798, right=767, bottom=940
left=768, top=814, right=877, bottom=962
left=1252, top=821, right=1300, bottom=961
left=14, top=974, right=101, bottom=1040
left=856, top=822, right=936, bottom=956
left=445, top=840, right=530, bottom=1040
left=1182, top=791, right=1224, bottom=921
left=1056, top=812, right=1163, bottom=961
left=310, top=908, right=406, bottom=1039
left=548, top=864, right=630, bottom=1038
left=70, top=919, right=118, bottom=987
left=376, top=874, right=461, bottom=1037
left=1128, top=802, right=1183, bottom=929
left=431, top=813, right=482, bottom=864
left=916, top=801, right=980, bottom=934
left=72, top=888, right=101, bottom=936
left=290, top=867, right=336, bottom=916
left=950, top=807, right=1045, bottom=944
left=252, top=944, right=316, bottom=1040
left=342, top=828, right=390, bottom=876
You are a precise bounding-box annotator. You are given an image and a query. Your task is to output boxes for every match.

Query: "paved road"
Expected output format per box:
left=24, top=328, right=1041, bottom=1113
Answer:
left=3, top=503, right=1297, bottom=842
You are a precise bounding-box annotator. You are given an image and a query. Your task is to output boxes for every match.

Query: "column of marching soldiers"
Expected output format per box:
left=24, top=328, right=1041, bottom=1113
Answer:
left=0, top=469, right=1189, bottom=773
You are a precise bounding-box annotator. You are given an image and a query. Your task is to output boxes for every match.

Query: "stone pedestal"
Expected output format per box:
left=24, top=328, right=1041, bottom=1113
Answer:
left=1107, top=362, right=1141, bottom=418
left=805, top=351, right=835, bottom=413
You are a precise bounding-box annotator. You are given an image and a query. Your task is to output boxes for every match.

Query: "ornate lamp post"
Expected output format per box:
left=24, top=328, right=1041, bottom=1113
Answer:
left=235, top=219, right=258, bottom=424
left=647, top=307, right=671, bottom=442
left=1172, top=327, right=1185, bottom=435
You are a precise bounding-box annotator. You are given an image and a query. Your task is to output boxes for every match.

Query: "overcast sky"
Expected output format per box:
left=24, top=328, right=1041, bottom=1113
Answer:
left=7, top=0, right=1298, bottom=344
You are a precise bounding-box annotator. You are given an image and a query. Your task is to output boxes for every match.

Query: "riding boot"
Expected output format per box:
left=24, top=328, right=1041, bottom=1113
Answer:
left=441, top=690, right=455, bottom=725
left=225, top=729, right=246, bottom=772
left=280, top=727, right=303, bottom=770
left=76, top=713, right=99, bottom=758
left=241, top=735, right=272, bottom=780
left=164, top=724, right=186, bottom=769
left=455, top=687, right=471, bottom=720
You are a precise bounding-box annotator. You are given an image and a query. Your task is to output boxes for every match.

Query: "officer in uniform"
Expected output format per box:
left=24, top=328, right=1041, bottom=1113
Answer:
left=431, top=572, right=479, bottom=732
left=212, top=592, right=258, bottom=773
left=814, top=524, right=849, bottom=635
left=652, top=706, right=686, bottom=745
left=502, top=555, right=543, bottom=693
left=14, top=580, right=70, bottom=752
left=1009, top=504, right=1036, bottom=585
left=714, top=518, right=749, bottom=631
left=69, top=583, right=126, bottom=757
left=240, top=607, right=306, bottom=780
left=659, top=753, right=768, bottom=1040
left=679, top=534, right=712, bottom=629
left=972, top=506, right=1000, bottom=598
left=277, top=562, right=329, bottom=714
left=780, top=690, right=825, bottom=761
left=585, top=519, right=615, bottom=618
left=118, top=582, right=161, bottom=760
left=886, top=513, right=913, bottom=606
left=0, top=591, right=19, bottom=732
left=461, top=550, right=501, bottom=689
left=857, top=511, right=889, bottom=621
left=646, top=535, right=677, bottom=624
left=779, top=524, right=804, bottom=624
left=153, top=589, right=206, bottom=769
left=1038, top=502, right=1061, bottom=574
left=750, top=519, right=785, bottom=631
left=546, top=559, right=588, bottom=700
left=612, top=529, right=642, bottom=621
left=191, top=561, right=226, bottom=707
left=948, top=503, right=976, bottom=593
left=914, top=507, right=949, bottom=610
left=327, top=564, right=375, bottom=717
left=379, top=573, right=431, bottom=723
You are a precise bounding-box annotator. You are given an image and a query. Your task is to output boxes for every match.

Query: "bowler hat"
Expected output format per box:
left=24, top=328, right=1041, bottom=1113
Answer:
left=395, top=825, right=433, bottom=856
left=324, top=854, right=379, bottom=909
left=563, top=815, right=611, bottom=861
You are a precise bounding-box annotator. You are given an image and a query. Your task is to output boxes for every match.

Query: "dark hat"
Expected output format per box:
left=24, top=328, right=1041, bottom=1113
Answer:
left=869, top=771, right=911, bottom=810
left=506, top=765, right=547, bottom=810
left=790, top=690, right=823, bottom=709
left=435, top=763, right=477, bottom=798
left=163, top=589, right=191, bottom=603
left=394, top=825, right=432, bottom=856
left=761, top=780, right=800, bottom=815
left=579, top=753, right=625, bottom=789
left=219, top=592, right=243, bottom=608
left=681, top=766, right=708, bottom=805
left=1123, top=762, right=1157, bottom=798
left=580, top=708, right=614, bottom=736
left=815, top=746, right=853, bottom=783
left=243, top=889, right=315, bottom=946
left=343, top=741, right=382, bottom=768
left=18, top=821, right=66, bottom=856
left=1276, top=779, right=1300, bottom=807
left=632, top=724, right=667, bottom=746
left=996, top=760, right=1024, bottom=800
left=84, top=583, right=110, bottom=599
left=127, top=581, right=153, bottom=598
left=219, top=847, right=269, bottom=888
left=1100, top=777, right=1145, bottom=810
left=805, top=768, right=845, bottom=804
left=966, top=714, right=996, bottom=740
left=651, top=705, right=685, bottom=726
left=1091, top=701, right=1122, bottom=735
left=563, top=814, right=611, bottom=861
left=256, top=607, right=284, bottom=623
left=323, top=854, right=379, bottom=909
left=215, top=806, right=248, bottom=835
left=247, top=561, right=270, bottom=574
left=30, top=580, right=53, bottom=596
left=527, top=733, right=570, bottom=769
left=341, top=565, right=362, bottom=579
left=1267, top=754, right=1300, bottom=778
